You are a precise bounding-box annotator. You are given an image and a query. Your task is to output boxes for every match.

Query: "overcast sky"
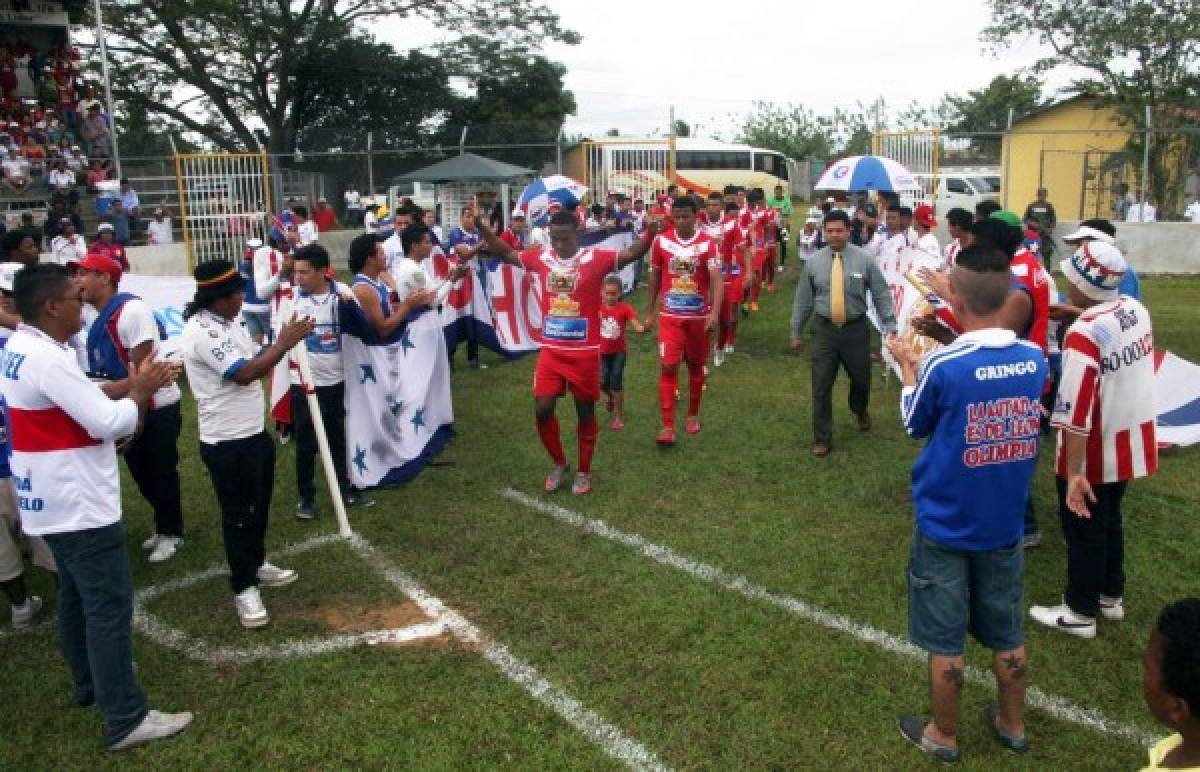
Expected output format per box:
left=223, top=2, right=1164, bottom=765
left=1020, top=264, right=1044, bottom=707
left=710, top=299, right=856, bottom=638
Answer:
left=373, top=0, right=1080, bottom=140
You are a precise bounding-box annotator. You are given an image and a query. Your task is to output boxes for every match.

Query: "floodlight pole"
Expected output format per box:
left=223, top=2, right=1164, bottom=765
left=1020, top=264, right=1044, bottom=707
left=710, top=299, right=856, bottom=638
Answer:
left=1001, top=108, right=1014, bottom=210
left=367, top=131, right=375, bottom=198
left=1140, top=106, right=1152, bottom=220
left=92, top=0, right=122, bottom=178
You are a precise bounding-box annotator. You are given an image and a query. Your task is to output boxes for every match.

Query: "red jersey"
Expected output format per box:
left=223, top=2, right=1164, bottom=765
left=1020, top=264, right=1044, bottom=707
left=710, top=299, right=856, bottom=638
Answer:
left=598, top=301, right=637, bottom=355
left=1008, top=247, right=1050, bottom=357
left=718, top=216, right=749, bottom=281
left=697, top=211, right=724, bottom=244
left=87, top=241, right=130, bottom=271
left=520, top=246, right=618, bottom=352
left=651, top=230, right=718, bottom=319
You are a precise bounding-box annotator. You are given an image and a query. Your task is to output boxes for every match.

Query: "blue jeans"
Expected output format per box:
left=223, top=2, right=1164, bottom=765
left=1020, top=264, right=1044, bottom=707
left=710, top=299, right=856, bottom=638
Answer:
left=908, top=530, right=1025, bottom=656
left=43, top=522, right=148, bottom=747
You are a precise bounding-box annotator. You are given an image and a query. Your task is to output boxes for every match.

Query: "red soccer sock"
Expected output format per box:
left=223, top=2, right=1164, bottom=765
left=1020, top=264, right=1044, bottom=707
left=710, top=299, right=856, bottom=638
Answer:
left=687, top=368, right=705, bottom=417
left=726, top=323, right=738, bottom=347
left=658, top=369, right=679, bottom=429
left=535, top=415, right=567, bottom=466
left=577, top=414, right=598, bottom=473
left=765, top=260, right=776, bottom=284
left=750, top=276, right=763, bottom=302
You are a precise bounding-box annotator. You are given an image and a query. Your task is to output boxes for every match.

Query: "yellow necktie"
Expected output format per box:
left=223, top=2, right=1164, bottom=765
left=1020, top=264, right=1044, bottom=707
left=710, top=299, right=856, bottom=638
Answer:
left=830, top=251, right=847, bottom=327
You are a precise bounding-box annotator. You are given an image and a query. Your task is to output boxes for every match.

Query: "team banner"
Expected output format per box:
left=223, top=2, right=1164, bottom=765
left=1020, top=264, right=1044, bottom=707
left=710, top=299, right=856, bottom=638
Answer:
left=428, top=229, right=638, bottom=359
left=339, top=302, right=455, bottom=487
left=867, top=245, right=946, bottom=376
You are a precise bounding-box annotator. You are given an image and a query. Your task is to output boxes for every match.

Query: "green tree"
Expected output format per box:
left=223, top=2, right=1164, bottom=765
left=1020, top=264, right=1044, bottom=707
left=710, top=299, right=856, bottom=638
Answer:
left=671, top=119, right=691, bottom=138
left=983, top=0, right=1200, bottom=214
left=94, top=0, right=579, bottom=154
left=738, top=102, right=833, bottom=160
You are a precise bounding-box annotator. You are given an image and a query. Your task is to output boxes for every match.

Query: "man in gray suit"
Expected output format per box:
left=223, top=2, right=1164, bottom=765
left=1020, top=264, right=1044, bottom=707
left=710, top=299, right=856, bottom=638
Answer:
left=790, top=210, right=896, bottom=457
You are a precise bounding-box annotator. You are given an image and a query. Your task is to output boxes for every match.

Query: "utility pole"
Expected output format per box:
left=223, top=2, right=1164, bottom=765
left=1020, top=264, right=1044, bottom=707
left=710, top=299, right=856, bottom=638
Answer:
left=366, top=131, right=374, bottom=196
left=667, top=105, right=677, bottom=185
left=92, top=0, right=122, bottom=177
left=1140, top=105, right=1152, bottom=220
left=1002, top=107, right=1014, bottom=210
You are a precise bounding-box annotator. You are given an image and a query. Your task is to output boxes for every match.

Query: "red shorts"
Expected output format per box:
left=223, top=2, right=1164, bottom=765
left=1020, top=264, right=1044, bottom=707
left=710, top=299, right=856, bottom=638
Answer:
left=658, top=315, right=710, bottom=368
left=533, top=348, right=601, bottom=402
left=753, top=248, right=767, bottom=271
left=766, top=244, right=778, bottom=263
left=721, top=278, right=744, bottom=323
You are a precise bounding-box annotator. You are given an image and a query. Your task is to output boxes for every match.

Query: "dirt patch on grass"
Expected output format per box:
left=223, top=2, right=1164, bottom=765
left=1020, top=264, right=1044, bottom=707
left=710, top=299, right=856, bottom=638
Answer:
left=306, top=599, right=432, bottom=633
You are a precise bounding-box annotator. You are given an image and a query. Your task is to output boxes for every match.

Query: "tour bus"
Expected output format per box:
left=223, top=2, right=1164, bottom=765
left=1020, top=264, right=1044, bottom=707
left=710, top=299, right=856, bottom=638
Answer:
left=562, top=137, right=798, bottom=203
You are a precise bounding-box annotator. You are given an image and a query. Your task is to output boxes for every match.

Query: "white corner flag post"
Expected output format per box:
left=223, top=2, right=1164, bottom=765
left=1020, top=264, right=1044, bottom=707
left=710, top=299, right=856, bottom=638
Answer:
left=278, top=299, right=353, bottom=539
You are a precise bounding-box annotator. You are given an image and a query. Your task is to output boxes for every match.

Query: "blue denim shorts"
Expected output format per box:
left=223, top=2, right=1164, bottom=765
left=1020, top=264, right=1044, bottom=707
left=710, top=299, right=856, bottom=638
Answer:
left=907, top=530, right=1024, bottom=656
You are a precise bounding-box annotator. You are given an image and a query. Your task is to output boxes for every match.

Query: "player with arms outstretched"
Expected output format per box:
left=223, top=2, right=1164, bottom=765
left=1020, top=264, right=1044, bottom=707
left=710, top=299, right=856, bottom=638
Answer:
left=478, top=209, right=658, bottom=495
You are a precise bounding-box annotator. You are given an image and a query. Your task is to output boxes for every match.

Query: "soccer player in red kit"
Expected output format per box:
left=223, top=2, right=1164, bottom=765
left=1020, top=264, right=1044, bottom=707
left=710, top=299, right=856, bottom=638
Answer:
left=745, top=188, right=771, bottom=311
left=644, top=196, right=723, bottom=445
left=715, top=200, right=751, bottom=366
left=478, top=210, right=657, bottom=495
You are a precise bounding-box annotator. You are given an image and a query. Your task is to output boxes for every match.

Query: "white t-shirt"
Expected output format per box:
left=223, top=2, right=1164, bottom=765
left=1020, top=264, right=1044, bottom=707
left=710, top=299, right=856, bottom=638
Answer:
left=0, top=324, right=138, bottom=535
left=1126, top=202, right=1156, bottom=223
left=1185, top=200, right=1200, bottom=223
left=110, top=297, right=182, bottom=408
left=50, top=234, right=87, bottom=264
left=289, top=282, right=347, bottom=387
left=181, top=310, right=265, bottom=444
left=916, top=232, right=940, bottom=258
left=47, top=168, right=74, bottom=189
left=344, top=190, right=361, bottom=209
left=297, top=220, right=319, bottom=245
left=382, top=231, right=405, bottom=276
left=2, top=157, right=28, bottom=178
left=364, top=210, right=378, bottom=233
left=146, top=217, right=173, bottom=244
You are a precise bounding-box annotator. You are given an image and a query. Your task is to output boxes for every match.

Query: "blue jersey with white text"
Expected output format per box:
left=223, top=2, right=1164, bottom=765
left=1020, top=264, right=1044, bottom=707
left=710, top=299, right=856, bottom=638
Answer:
left=901, top=329, right=1047, bottom=550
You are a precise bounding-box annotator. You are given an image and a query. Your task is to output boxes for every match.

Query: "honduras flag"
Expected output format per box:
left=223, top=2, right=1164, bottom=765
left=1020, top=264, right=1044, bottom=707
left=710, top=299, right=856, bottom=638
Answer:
left=515, top=175, right=589, bottom=226
left=340, top=301, right=454, bottom=487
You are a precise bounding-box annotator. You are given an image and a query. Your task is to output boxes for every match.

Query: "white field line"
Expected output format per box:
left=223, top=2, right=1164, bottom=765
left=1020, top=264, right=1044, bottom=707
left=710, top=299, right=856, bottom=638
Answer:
left=499, top=487, right=1159, bottom=749
left=346, top=533, right=669, bottom=772
left=120, top=529, right=667, bottom=771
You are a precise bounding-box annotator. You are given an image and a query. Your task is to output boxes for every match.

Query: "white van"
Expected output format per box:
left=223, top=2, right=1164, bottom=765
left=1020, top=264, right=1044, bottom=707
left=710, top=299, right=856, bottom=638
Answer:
left=902, top=168, right=1001, bottom=218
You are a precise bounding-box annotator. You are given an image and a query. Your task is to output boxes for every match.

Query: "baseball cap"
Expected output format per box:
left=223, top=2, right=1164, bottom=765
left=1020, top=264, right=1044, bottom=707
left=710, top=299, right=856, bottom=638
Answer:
left=989, top=210, right=1023, bottom=229
left=1063, top=218, right=1117, bottom=245
left=68, top=253, right=123, bottom=285
left=246, top=237, right=263, bottom=249
left=0, top=262, right=25, bottom=293
left=510, top=207, right=526, bottom=219
left=914, top=204, right=936, bottom=228
left=1060, top=241, right=1126, bottom=302
left=97, top=222, right=114, bottom=233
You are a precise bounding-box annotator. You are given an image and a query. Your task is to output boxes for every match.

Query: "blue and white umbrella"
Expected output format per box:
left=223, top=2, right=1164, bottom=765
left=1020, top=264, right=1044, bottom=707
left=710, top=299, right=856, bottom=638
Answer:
left=516, top=175, right=589, bottom=226
left=814, top=155, right=918, bottom=193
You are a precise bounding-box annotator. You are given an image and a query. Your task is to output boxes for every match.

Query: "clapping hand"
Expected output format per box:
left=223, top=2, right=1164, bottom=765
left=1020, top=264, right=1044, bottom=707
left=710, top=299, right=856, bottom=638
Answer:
left=917, top=266, right=951, bottom=300
left=884, top=334, right=920, bottom=371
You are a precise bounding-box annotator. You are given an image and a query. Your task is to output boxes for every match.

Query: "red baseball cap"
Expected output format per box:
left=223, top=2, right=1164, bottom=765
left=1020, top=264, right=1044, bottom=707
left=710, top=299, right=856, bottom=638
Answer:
left=914, top=204, right=936, bottom=228
left=69, top=253, right=123, bottom=285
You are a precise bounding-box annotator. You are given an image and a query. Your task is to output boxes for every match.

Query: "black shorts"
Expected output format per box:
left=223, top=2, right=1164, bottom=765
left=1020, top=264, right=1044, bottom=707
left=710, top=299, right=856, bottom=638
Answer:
left=600, top=352, right=627, bottom=392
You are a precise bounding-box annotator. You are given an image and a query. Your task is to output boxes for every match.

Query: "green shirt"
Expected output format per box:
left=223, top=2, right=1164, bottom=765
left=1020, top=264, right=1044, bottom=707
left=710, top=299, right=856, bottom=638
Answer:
left=791, top=244, right=897, bottom=336
left=767, top=195, right=793, bottom=218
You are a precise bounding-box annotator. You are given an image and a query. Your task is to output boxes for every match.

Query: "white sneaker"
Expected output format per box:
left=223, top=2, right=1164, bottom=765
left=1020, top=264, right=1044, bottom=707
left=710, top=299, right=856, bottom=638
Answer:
left=141, top=533, right=159, bottom=551
left=234, top=587, right=269, bottom=628
left=1029, top=603, right=1097, bottom=639
left=257, top=561, right=298, bottom=587
left=108, top=709, right=193, bottom=751
left=11, top=595, right=43, bottom=628
left=713, top=348, right=725, bottom=367
left=147, top=536, right=181, bottom=563
left=1099, top=596, right=1125, bottom=621
left=724, top=344, right=734, bottom=354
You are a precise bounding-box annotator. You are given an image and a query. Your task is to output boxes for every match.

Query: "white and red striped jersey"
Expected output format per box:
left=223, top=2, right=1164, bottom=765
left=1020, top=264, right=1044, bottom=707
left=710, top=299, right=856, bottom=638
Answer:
left=0, top=324, right=139, bottom=535
left=942, top=238, right=962, bottom=270
left=697, top=211, right=724, bottom=246
left=1052, top=296, right=1157, bottom=483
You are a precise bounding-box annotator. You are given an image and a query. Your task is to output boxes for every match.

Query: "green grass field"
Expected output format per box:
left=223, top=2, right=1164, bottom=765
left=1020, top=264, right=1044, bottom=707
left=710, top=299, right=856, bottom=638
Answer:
left=3, top=262, right=1198, bottom=770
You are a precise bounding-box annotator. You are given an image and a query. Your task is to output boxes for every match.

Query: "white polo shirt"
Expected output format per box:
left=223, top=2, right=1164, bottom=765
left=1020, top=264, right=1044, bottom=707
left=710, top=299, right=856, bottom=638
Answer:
left=50, top=234, right=87, bottom=265
left=181, top=310, right=264, bottom=444
left=0, top=324, right=138, bottom=535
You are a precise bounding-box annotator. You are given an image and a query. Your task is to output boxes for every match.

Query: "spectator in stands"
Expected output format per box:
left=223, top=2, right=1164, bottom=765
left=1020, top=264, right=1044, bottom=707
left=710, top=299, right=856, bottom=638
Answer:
left=21, top=133, right=46, bottom=180
left=87, top=223, right=130, bottom=271
left=66, top=143, right=85, bottom=174
left=16, top=212, right=41, bottom=251
left=50, top=217, right=86, bottom=264
left=85, top=158, right=105, bottom=192
left=1, top=147, right=30, bottom=192
left=44, top=199, right=81, bottom=244
left=1, top=228, right=40, bottom=266
left=76, top=84, right=101, bottom=117
left=47, top=159, right=78, bottom=208
left=106, top=199, right=131, bottom=246
left=82, top=104, right=111, bottom=158
left=311, top=197, right=337, bottom=232
left=146, top=207, right=172, bottom=245
left=119, top=178, right=140, bottom=222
